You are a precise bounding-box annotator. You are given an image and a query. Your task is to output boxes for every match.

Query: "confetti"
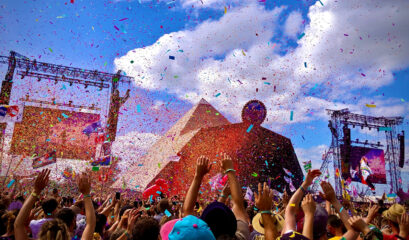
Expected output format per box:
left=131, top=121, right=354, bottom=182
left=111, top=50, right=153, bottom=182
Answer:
left=7, top=179, right=15, bottom=188
left=49, top=48, right=53, bottom=53
left=252, top=172, right=258, bottom=177
left=215, top=93, right=221, bottom=97
left=119, top=18, right=129, bottom=21
left=264, top=82, right=271, bottom=85
left=164, top=209, right=172, bottom=217
left=290, top=111, right=294, bottom=121
left=62, top=113, right=69, bottom=118
left=379, top=127, right=392, bottom=131
left=290, top=203, right=295, bottom=207
left=242, top=50, right=246, bottom=56
left=224, top=6, right=227, bottom=14
left=137, top=104, right=141, bottom=113
left=365, top=104, right=376, bottom=108
left=361, top=73, right=366, bottom=77
left=246, top=124, right=254, bottom=133
left=114, top=25, right=120, bottom=31
left=304, top=62, right=307, bottom=68
left=318, top=0, right=324, bottom=6
left=92, top=166, right=99, bottom=171
left=298, top=33, right=305, bottom=39
left=169, top=56, right=175, bottom=60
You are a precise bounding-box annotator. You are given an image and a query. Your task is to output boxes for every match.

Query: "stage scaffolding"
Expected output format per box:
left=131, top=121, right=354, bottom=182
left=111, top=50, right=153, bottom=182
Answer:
left=311, top=108, right=404, bottom=196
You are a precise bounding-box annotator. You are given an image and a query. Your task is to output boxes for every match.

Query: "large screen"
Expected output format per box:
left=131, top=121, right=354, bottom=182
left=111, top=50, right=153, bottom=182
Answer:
left=10, top=106, right=101, bottom=160
left=341, top=145, right=387, bottom=184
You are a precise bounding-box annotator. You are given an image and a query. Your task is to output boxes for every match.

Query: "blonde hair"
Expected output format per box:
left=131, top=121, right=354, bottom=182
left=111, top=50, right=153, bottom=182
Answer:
left=38, top=219, right=70, bottom=240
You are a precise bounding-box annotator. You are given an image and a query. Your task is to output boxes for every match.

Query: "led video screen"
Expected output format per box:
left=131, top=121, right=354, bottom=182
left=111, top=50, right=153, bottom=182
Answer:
left=10, top=106, right=101, bottom=160
left=341, top=145, right=387, bottom=184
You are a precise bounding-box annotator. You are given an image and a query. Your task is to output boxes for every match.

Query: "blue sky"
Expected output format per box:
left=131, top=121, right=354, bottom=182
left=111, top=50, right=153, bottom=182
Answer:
left=1, top=0, right=408, bottom=194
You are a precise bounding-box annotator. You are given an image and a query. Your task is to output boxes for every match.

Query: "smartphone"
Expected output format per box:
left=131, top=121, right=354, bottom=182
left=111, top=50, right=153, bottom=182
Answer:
left=115, top=192, right=120, bottom=200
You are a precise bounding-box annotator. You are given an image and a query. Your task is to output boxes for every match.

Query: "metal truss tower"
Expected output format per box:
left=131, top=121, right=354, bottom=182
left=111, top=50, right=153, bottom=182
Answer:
left=311, top=108, right=404, bottom=196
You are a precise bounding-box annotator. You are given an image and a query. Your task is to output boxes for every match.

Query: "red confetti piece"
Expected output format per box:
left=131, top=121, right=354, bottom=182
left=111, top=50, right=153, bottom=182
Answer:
left=119, top=18, right=128, bottom=21
left=361, top=73, right=366, bottom=77
left=70, top=0, right=74, bottom=3
left=114, top=25, right=120, bottom=31
left=344, top=34, right=349, bottom=36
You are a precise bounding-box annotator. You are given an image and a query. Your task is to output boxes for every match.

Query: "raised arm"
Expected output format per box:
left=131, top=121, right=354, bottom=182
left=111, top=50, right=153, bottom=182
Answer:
left=14, top=169, right=50, bottom=240
left=78, top=173, right=96, bottom=240
left=301, top=194, right=316, bottom=240
left=319, top=181, right=352, bottom=230
left=255, top=182, right=278, bottom=240
left=220, top=153, right=248, bottom=222
left=182, top=156, right=212, bottom=217
left=282, top=169, right=321, bottom=233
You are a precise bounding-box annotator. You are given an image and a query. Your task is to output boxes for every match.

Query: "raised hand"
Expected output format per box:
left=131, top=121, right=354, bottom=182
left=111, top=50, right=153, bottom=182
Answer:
left=319, top=181, right=337, bottom=203
left=221, top=183, right=231, bottom=197
left=397, top=213, right=409, bottom=238
left=348, top=216, right=370, bottom=235
left=254, top=182, right=273, bottom=211
left=33, top=169, right=51, bottom=195
left=304, top=169, right=321, bottom=186
left=220, top=152, right=234, bottom=172
left=127, top=209, right=141, bottom=233
left=77, top=173, right=91, bottom=195
left=195, top=156, right=212, bottom=178
left=365, top=204, right=379, bottom=224
left=301, top=194, right=316, bottom=216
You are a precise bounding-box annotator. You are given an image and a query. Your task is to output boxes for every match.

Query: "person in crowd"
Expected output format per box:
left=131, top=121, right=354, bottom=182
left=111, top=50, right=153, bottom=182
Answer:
left=1, top=153, right=408, bottom=240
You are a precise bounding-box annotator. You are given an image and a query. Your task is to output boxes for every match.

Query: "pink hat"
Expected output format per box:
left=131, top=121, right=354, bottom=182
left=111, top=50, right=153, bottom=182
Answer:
left=160, top=219, right=180, bottom=240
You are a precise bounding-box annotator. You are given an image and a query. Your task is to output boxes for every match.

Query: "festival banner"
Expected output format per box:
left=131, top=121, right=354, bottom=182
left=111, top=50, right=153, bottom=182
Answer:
left=32, top=150, right=57, bottom=169
left=0, top=104, right=24, bottom=123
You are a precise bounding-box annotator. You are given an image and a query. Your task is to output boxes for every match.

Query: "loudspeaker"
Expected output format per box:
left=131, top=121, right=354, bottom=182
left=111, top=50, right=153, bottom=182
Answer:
left=399, top=131, right=405, bottom=168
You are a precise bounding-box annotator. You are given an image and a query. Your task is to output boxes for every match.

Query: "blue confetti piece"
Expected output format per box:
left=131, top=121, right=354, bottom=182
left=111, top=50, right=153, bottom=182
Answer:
left=169, top=56, right=175, bottom=60
left=7, top=179, right=15, bottom=188
left=46, top=139, right=51, bottom=142
left=264, top=82, right=271, bottom=85
left=137, top=104, right=141, bottom=113
left=298, top=33, right=305, bottom=39
left=215, top=93, right=221, bottom=97
left=62, top=113, right=69, bottom=118
left=156, top=191, right=162, bottom=194
left=246, top=124, right=253, bottom=133
left=318, top=0, right=324, bottom=6
left=379, top=127, right=392, bottom=131
left=304, top=62, right=307, bottom=68
left=164, top=209, right=171, bottom=217
left=57, top=117, right=61, bottom=122
left=265, top=160, right=268, bottom=167
left=290, top=111, right=294, bottom=121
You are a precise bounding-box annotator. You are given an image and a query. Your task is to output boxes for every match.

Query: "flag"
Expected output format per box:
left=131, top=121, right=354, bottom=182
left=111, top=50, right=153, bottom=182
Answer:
left=245, top=187, right=254, bottom=201
left=283, top=168, right=294, bottom=178
left=91, top=156, right=111, bottom=166
left=303, top=160, right=312, bottom=172
left=82, top=121, right=102, bottom=136
left=0, top=105, right=24, bottom=123
left=32, top=150, right=57, bottom=169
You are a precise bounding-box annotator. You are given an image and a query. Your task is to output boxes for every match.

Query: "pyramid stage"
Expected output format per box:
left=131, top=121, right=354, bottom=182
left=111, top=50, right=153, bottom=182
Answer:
left=113, top=99, right=304, bottom=196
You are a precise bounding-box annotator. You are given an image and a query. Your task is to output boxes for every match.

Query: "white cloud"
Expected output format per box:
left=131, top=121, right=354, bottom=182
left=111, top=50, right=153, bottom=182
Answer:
left=284, top=11, right=303, bottom=39
left=295, top=144, right=328, bottom=171
left=115, top=0, right=409, bottom=126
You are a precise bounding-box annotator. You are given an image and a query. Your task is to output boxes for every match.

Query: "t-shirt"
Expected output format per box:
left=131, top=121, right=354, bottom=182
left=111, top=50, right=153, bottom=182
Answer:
left=383, top=234, right=409, bottom=240
left=235, top=220, right=250, bottom=240
left=329, top=236, right=342, bottom=240
left=29, top=218, right=52, bottom=239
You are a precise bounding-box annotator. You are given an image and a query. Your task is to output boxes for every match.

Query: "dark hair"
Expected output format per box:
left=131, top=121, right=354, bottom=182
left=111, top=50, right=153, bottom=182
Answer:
left=74, top=200, right=84, bottom=211
left=327, top=215, right=342, bottom=228
left=119, top=205, right=133, bottom=219
left=56, top=208, right=76, bottom=230
left=131, top=217, right=160, bottom=240
left=42, top=198, right=58, bottom=215
left=53, top=188, right=58, bottom=194
left=110, top=229, right=126, bottom=240
left=158, top=199, right=170, bottom=213
left=1, top=210, right=18, bottom=234
left=95, top=213, right=107, bottom=236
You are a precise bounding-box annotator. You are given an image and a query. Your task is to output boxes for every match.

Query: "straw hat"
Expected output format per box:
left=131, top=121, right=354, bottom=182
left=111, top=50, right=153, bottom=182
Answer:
left=252, top=212, right=284, bottom=234
left=382, top=203, right=405, bottom=223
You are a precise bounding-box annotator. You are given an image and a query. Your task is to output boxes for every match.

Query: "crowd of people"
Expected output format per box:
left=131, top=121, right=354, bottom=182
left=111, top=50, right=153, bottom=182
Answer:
left=0, top=153, right=408, bottom=240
